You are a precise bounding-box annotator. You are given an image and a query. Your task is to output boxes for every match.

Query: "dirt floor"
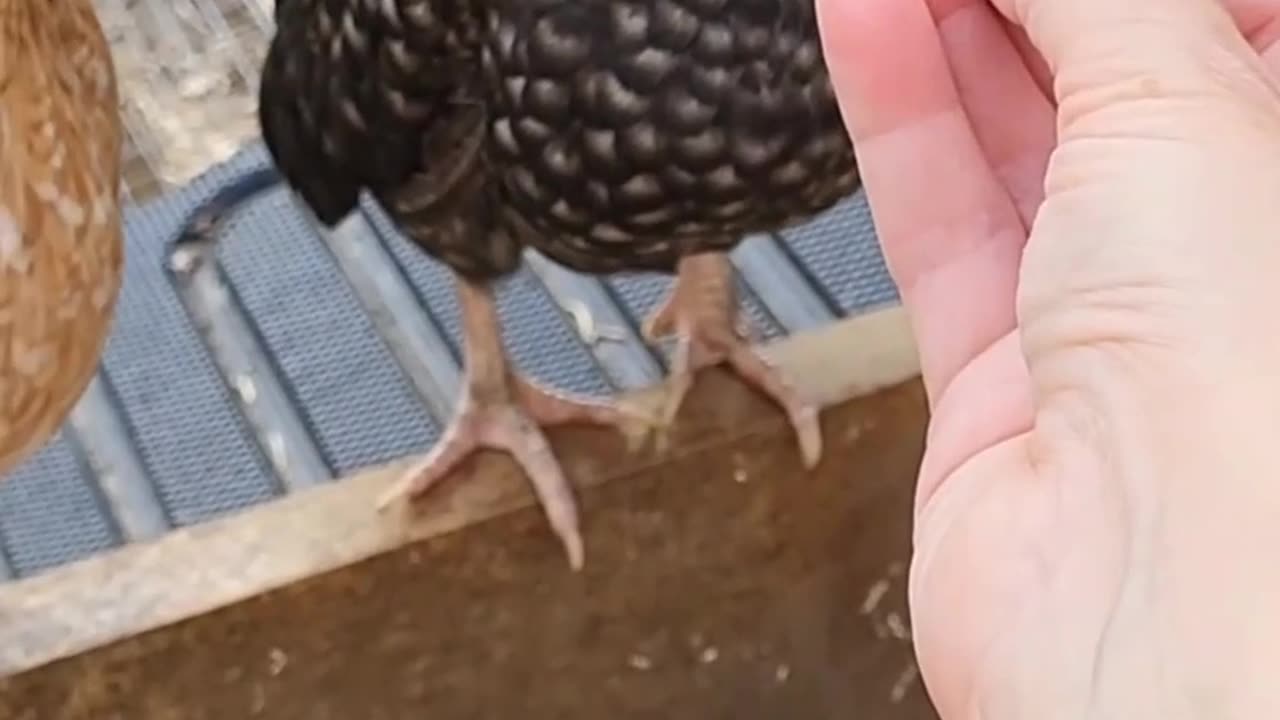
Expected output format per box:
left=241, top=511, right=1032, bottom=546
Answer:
left=96, top=0, right=272, bottom=200
left=0, top=378, right=935, bottom=719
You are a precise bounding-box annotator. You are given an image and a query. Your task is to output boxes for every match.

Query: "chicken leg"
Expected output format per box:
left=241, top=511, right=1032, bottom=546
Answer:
left=643, top=252, right=822, bottom=468
left=377, top=276, right=640, bottom=570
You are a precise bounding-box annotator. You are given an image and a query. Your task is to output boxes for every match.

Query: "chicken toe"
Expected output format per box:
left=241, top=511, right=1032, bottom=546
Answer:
left=644, top=252, right=822, bottom=469
left=376, top=277, right=641, bottom=570
left=378, top=375, right=628, bottom=569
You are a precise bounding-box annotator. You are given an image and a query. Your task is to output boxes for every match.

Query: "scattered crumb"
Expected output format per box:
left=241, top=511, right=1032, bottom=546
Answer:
left=267, top=648, right=288, bottom=676
left=889, top=663, right=920, bottom=703
left=561, top=299, right=627, bottom=346
left=267, top=432, right=288, bottom=470
left=233, top=374, right=257, bottom=404
left=841, top=422, right=864, bottom=443
left=563, top=300, right=596, bottom=343
left=248, top=682, right=266, bottom=715
left=627, top=653, right=653, bottom=671
left=698, top=646, right=719, bottom=664
left=774, top=664, right=791, bottom=684
left=730, top=451, right=749, bottom=482
left=178, top=71, right=222, bottom=99
left=860, top=579, right=890, bottom=615
left=885, top=612, right=911, bottom=641
left=167, top=245, right=203, bottom=274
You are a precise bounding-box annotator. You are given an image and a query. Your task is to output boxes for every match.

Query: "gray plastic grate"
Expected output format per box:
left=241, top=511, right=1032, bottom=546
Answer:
left=782, top=193, right=901, bottom=314
left=108, top=163, right=283, bottom=527
left=216, top=183, right=440, bottom=477
left=0, top=137, right=898, bottom=583
left=0, top=431, right=117, bottom=579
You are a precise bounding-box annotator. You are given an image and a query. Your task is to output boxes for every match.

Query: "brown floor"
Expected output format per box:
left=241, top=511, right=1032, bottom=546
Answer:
left=0, top=376, right=935, bottom=719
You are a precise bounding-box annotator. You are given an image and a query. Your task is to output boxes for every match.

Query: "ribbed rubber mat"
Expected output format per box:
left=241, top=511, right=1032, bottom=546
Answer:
left=0, top=141, right=898, bottom=582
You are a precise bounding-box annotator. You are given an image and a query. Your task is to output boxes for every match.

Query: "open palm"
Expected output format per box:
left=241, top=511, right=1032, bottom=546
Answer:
left=817, top=0, right=1280, bottom=716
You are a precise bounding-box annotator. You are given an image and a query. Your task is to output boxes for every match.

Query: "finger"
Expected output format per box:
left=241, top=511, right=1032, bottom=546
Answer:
left=930, top=0, right=1056, bottom=227
left=1002, top=21, right=1054, bottom=102
left=1224, top=0, right=1280, bottom=42
left=927, top=0, right=1052, bottom=100
left=1230, top=2, right=1280, bottom=68
left=817, top=0, right=1027, bottom=402
left=817, top=0, right=956, bottom=141
left=991, top=0, right=1278, bottom=115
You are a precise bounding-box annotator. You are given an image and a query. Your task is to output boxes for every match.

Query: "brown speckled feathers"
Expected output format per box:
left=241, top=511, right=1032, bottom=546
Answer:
left=0, top=0, right=124, bottom=476
left=258, top=0, right=858, bottom=279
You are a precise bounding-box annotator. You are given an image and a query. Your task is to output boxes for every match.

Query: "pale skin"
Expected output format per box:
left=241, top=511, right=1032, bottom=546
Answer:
left=816, top=0, right=1280, bottom=717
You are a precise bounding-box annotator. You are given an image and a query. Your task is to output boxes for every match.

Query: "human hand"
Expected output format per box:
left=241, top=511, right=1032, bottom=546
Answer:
left=816, top=0, right=1280, bottom=716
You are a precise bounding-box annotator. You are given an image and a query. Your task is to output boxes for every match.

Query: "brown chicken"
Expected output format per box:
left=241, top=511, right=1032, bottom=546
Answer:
left=0, top=1, right=124, bottom=477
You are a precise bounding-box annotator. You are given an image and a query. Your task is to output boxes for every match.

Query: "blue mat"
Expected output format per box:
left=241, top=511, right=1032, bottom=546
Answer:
left=0, top=141, right=898, bottom=582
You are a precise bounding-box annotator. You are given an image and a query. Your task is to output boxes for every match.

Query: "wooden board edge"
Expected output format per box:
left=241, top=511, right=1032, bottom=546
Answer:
left=0, top=304, right=921, bottom=677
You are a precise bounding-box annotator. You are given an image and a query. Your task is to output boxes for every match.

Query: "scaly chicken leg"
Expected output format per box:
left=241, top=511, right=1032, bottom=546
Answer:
left=644, top=252, right=822, bottom=469
left=377, top=276, right=636, bottom=570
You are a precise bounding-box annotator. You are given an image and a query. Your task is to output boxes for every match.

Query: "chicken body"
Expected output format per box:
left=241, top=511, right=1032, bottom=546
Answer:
left=258, top=0, right=857, bottom=567
left=0, top=1, right=124, bottom=477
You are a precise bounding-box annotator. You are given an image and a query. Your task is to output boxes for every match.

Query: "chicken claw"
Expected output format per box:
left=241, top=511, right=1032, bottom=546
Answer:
left=376, top=277, right=650, bottom=570
left=644, top=252, right=822, bottom=469
left=378, top=376, right=630, bottom=569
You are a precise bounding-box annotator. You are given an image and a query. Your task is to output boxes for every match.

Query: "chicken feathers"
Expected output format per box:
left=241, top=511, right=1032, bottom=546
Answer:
left=259, top=0, right=520, bottom=278
left=488, top=1, right=860, bottom=272
left=0, top=0, right=124, bottom=477
left=257, top=0, right=858, bottom=568
left=262, top=0, right=857, bottom=274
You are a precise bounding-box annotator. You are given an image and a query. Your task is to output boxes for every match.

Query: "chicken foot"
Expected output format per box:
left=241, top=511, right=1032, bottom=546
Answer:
left=643, top=252, right=822, bottom=468
left=377, top=276, right=641, bottom=570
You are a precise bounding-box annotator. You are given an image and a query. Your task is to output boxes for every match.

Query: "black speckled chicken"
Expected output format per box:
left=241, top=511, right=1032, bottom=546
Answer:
left=256, top=0, right=859, bottom=568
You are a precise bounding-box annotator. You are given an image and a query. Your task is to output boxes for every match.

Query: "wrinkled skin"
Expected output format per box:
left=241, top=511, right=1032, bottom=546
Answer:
left=818, top=0, right=1280, bottom=717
